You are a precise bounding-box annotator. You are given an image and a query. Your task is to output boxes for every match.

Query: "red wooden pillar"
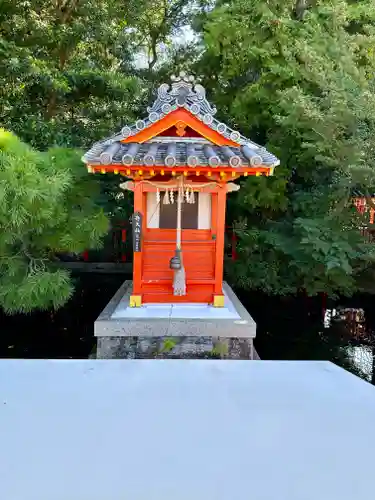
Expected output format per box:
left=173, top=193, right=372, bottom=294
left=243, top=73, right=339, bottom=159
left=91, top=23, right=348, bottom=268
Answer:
left=130, top=182, right=143, bottom=307
left=213, top=184, right=227, bottom=306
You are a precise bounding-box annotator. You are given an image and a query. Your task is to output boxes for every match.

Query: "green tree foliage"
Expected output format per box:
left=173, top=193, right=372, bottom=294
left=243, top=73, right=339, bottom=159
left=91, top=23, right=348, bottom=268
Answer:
left=121, top=0, right=214, bottom=105
left=121, top=0, right=192, bottom=73
left=0, top=1, right=210, bottom=224
left=197, top=0, right=375, bottom=297
left=0, top=0, right=154, bottom=234
left=0, top=0, right=145, bottom=150
left=0, top=129, right=109, bottom=313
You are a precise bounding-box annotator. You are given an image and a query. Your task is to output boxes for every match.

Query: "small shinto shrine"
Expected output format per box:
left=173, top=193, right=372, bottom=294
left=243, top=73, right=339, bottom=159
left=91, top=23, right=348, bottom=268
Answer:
left=83, top=72, right=279, bottom=312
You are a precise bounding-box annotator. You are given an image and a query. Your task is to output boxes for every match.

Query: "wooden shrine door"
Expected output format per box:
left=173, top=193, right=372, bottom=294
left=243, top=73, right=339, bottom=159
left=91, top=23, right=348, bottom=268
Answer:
left=141, top=191, right=217, bottom=303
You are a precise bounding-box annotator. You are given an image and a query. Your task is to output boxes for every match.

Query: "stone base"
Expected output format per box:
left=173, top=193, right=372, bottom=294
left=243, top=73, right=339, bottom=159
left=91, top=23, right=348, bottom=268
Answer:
left=95, top=281, right=256, bottom=360
left=97, top=336, right=254, bottom=360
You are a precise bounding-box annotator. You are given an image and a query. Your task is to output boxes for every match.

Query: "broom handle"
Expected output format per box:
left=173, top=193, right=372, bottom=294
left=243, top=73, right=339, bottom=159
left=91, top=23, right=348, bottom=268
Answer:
left=176, top=176, right=183, bottom=250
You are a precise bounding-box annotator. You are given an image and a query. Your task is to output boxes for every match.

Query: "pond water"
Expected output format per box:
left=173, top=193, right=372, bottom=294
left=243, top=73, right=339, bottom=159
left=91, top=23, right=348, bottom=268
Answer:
left=0, top=273, right=126, bottom=359
left=0, top=273, right=374, bottom=383
left=237, top=290, right=375, bottom=382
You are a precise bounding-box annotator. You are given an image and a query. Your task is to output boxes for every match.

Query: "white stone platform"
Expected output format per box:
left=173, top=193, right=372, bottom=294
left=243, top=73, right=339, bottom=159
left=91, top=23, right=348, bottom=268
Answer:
left=1, top=359, right=375, bottom=500
left=111, top=289, right=241, bottom=320
left=95, top=280, right=255, bottom=339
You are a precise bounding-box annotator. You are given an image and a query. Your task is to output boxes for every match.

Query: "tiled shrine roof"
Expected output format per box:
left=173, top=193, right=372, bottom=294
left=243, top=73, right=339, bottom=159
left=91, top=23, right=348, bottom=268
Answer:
left=84, top=140, right=278, bottom=168
left=82, top=72, right=280, bottom=170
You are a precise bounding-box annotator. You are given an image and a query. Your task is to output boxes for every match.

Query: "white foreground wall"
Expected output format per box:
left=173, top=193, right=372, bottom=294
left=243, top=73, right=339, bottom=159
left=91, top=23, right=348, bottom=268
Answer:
left=0, top=360, right=375, bottom=500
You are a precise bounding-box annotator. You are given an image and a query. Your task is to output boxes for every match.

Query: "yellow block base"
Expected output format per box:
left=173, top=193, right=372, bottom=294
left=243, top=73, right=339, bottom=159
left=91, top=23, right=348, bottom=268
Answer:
left=129, top=295, right=142, bottom=307
left=213, top=295, right=225, bottom=308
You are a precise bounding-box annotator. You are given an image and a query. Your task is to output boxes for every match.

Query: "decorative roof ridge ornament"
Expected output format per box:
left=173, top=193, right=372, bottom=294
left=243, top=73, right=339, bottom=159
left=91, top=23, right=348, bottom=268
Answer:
left=147, top=70, right=217, bottom=119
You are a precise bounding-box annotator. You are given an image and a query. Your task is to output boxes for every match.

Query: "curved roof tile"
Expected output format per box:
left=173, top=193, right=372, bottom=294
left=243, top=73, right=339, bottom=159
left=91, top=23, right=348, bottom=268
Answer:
left=86, top=141, right=277, bottom=169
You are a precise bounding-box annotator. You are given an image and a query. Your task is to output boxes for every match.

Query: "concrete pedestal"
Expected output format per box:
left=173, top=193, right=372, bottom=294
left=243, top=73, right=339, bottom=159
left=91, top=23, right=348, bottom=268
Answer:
left=95, top=281, right=257, bottom=359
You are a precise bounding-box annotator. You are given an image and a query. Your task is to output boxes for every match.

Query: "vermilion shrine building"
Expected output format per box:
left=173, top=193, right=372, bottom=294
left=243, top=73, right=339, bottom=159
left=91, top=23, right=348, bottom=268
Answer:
left=83, top=72, right=279, bottom=310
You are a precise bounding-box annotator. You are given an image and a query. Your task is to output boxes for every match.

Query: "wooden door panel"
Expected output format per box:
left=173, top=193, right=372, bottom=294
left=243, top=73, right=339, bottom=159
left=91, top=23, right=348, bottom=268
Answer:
left=142, top=241, right=215, bottom=281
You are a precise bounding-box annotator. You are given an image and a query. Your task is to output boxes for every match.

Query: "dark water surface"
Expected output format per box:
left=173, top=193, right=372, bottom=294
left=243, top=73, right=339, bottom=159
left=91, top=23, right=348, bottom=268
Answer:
left=0, top=274, right=374, bottom=382
left=238, top=290, right=375, bottom=381
left=0, top=273, right=126, bottom=359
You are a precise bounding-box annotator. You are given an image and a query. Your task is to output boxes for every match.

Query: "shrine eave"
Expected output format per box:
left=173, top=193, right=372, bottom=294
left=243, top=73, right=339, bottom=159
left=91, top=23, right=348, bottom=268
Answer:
left=87, top=165, right=273, bottom=179
left=82, top=140, right=279, bottom=170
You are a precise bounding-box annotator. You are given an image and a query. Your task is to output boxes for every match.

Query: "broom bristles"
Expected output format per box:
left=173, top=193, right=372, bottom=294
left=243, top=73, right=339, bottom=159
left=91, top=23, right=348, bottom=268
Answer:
left=173, top=266, right=186, bottom=296
left=172, top=249, right=186, bottom=296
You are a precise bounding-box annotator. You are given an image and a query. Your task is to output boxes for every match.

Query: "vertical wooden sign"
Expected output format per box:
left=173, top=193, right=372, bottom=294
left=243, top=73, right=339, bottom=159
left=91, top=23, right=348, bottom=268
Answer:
left=132, top=211, right=143, bottom=252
